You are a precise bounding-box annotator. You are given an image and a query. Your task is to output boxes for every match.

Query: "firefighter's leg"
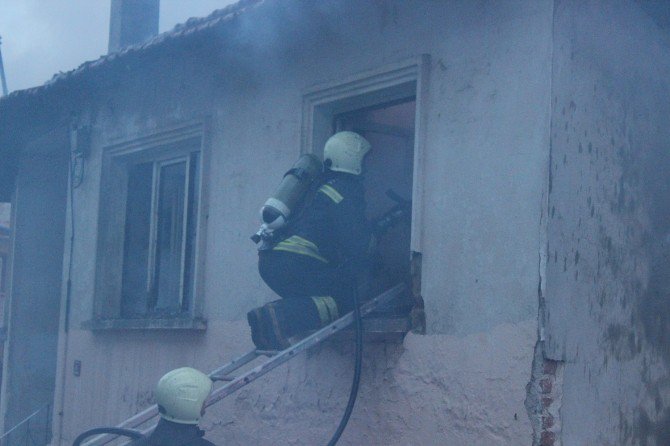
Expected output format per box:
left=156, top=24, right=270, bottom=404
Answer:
left=247, top=306, right=271, bottom=350
left=251, top=251, right=351, bottom=349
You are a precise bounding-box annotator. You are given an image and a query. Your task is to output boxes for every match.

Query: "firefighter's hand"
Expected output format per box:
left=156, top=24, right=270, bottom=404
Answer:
left=373, top=206, right=410, bottom=238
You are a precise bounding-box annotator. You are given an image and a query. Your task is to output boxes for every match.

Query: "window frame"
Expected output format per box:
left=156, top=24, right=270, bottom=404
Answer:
left=149, top=155, right=193, bottom=313
left=87, top=122, right=210, bottom=330
left=301, top=57, right=430, bottom=335
left=301, top=55, right=430, bottom=253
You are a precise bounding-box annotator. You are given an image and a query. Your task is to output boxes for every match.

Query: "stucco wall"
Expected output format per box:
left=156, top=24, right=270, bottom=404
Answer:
left=545, top=1, right=670, bottom=444
left=48, top=1, right=553, bottom=444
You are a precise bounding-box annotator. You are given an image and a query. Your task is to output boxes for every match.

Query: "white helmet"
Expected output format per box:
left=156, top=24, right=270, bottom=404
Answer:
left=155, top=367, right=213, bottom=425
left=323, top=131, right=371, bottom=175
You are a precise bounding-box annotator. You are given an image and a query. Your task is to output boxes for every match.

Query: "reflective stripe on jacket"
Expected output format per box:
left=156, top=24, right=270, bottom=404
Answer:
left=272, top=172, right=370, bottom=266
left=273, top=235, right=328, bottom=263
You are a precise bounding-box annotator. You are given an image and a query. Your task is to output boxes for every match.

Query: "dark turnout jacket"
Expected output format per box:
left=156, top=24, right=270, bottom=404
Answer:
left=255, top=171, right=372, bottom=338
left=273, top=171, right=371, bottom=267
left=129, top=419, right=217, bottom=446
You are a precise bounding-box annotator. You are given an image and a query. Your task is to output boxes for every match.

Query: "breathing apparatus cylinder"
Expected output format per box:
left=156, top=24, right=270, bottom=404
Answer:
left=259, top=153, right=323, bottom=232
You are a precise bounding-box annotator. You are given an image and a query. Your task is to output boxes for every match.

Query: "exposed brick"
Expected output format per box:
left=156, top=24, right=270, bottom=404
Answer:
left=540, top=431, right=556, bottom=446
left=542, top=397, right=553, bottom=408
left=542, top=415, right=555, bottom=429
left=544, top=360, right=558, bottom=375
left=540, top=378, right=553, bottom=394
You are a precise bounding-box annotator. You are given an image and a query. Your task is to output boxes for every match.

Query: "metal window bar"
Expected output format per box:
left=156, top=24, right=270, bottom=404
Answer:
left=0, top=403, right=51, bottom=446
left=83, top=283, right=406, bottom=446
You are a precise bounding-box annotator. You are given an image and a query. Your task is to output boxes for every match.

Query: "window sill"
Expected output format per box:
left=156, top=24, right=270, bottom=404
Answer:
left=82, top=317, right=207, bottom=331
left=339, top=315, right=412, bottom=343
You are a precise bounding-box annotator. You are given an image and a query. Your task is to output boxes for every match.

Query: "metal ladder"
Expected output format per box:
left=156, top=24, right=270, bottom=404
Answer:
left=85, top=283, right=406, bottom=445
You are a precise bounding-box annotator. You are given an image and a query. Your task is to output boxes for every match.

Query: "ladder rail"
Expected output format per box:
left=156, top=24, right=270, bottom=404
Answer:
left=209, top=349, right=259, bottom=378
left=87, top=350, right=261, bottom=445
left=83, top=284, right=406, bottom=446
left=204, top=283, right=405, bottom=409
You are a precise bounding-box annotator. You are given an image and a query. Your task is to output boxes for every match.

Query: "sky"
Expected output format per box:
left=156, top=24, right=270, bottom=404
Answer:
left=0, top=0, right=237, bottom=93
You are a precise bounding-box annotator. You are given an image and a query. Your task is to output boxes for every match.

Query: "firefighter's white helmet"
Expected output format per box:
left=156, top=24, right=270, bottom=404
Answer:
left=323, top=131, right=371, bottom=175
left=155, top=367, right=213, bottom=424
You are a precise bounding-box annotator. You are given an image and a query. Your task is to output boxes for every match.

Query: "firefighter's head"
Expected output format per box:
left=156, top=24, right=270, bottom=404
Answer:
left=155, top=367, right=213, bottom=425
left=323, top=131, right=371, bottom=175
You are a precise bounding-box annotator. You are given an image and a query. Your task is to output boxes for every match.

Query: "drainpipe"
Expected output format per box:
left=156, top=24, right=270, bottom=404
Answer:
left=0, top=36, right=8, bottom=96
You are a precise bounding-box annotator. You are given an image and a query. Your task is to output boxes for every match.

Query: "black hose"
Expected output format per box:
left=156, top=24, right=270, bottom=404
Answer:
left=72, top=427, right=145, bottom=446
left=326, top=279, right=363, bottom=446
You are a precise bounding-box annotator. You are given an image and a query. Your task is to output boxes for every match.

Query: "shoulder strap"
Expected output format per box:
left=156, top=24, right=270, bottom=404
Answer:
left=286, top=172, right=326, bottom=225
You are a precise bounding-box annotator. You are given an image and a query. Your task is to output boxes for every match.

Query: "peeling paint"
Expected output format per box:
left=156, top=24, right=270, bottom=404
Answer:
left=544, top=1, right=670, bottom=444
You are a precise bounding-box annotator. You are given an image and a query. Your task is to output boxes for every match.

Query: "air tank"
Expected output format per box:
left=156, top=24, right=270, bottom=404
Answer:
left=260, top=153, right=323, bottom=230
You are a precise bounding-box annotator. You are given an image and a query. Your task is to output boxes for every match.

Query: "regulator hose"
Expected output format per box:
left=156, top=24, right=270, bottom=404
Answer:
left=326, top=278, right=363, bottom=446
left=72, top=427, right=145, bottom=446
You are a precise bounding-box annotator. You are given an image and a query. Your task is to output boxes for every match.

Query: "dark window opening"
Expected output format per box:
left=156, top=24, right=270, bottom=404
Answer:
left=334, top=98, right=417, bottom=318
left=121, top=152, right=200, bottom=318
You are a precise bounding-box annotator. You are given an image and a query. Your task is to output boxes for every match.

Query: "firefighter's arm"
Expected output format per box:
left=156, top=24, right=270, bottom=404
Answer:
left=334, top=188, right=372, bottom=274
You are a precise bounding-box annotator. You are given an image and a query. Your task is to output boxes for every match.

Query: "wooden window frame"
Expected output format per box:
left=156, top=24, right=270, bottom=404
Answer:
left=301, top=56, right=430, bottom=334
left=86, top=122, right=210, bottom=330
left=301, top=55, right=430, bottom=253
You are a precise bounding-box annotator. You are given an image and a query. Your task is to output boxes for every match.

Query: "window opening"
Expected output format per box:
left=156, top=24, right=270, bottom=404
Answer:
left=304, top=58, right=429, bottom=333
left=120, top=151, right=200, bottom=319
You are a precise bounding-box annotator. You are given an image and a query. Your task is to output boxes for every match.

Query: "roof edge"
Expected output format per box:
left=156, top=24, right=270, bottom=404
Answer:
left=0, top=0, right=265, bottom=102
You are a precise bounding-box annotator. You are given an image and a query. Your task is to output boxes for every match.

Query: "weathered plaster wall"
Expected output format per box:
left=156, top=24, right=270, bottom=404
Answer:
left=545, top=1, right=670, bottom=444
left=204, top=320, right=536, bottom=446
left=50, top=1, right=553, bottom=444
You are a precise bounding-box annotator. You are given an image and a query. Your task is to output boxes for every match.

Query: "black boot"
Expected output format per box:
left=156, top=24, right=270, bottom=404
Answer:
left=247, top=302, right=291, bottom=351
left=247, top=297, right=332, bottom=351
left=246, top=307, right=270, bottom=350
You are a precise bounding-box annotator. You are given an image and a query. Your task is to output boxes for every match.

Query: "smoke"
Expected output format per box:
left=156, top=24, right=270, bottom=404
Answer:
left=0, top=0, right=238, bottom=92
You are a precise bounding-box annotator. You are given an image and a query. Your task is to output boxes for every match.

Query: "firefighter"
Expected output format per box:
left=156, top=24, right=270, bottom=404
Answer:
left=248, top=131, right=373, bottom=351
left=130, top=367, right=217, bottom=446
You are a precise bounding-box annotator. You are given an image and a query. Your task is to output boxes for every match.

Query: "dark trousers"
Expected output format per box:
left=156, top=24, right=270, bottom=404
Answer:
left=258, top=250, right=354, bottom=334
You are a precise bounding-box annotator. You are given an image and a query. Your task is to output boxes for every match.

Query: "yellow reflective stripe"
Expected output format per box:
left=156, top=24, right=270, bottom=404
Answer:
left=311, top=296, right=339, bottom=325
left=273, top=245, right=328, bottom=263
left=311, top=297, right=330, bottom=326
left=266, top=302, right=290, bottom=348
left=274, top=235, right=328, bottom=263
left=318, top=184, right=344, bottom=203
left=284, top=235, right=319, bottom=251
left=322, top=296, right=339, bottom=320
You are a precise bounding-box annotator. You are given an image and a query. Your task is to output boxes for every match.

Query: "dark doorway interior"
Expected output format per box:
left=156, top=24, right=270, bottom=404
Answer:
left=334, top=98, right=416, bottom=314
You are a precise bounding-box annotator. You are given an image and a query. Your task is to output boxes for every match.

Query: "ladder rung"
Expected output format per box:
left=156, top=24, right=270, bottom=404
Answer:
left=210, top=375, right=235, bottom=382
left=255, top=349, right=280, bottom=357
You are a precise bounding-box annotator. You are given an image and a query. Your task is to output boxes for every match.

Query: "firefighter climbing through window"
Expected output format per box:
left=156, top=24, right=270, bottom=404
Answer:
left=248, top=130, right=411, bottom=351
left=248, top=131, right=372, bottom=351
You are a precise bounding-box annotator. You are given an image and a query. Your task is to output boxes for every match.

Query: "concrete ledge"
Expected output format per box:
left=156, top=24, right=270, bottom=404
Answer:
left=81, top=317, right=207, bottom=331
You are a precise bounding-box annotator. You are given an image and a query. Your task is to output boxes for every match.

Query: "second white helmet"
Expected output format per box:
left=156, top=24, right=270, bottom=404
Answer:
left=323, top=131, right=371, bottom=175
left=155, top=367, right=213, bottom=425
